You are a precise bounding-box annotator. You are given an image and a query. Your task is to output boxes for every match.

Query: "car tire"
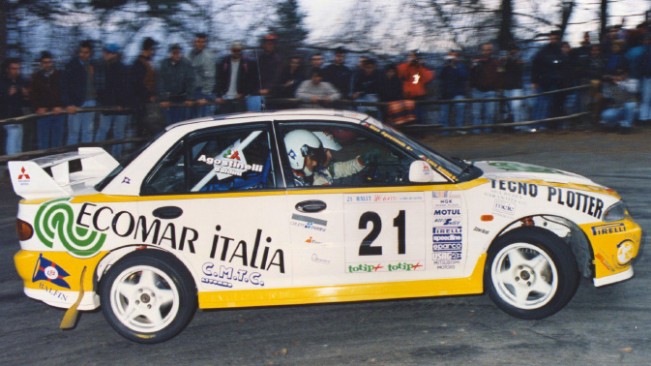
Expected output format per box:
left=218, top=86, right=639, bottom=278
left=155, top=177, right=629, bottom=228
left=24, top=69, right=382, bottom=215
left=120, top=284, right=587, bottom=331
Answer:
left=485, top=227, right=579, bottom=319
left=100, top=251, right=197, bottom=343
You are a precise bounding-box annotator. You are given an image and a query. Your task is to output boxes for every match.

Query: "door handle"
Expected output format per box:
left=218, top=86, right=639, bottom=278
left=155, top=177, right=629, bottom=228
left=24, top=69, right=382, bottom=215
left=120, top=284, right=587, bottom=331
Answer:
left=152, top=206, right=183, bottom=219
left=295, top=200, right=327, bottom=213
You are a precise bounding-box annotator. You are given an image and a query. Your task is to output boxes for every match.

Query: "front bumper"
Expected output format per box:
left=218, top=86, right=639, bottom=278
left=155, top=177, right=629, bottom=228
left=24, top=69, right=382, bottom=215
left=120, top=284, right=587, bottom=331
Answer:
left=581, top=218, right=642, bottom=287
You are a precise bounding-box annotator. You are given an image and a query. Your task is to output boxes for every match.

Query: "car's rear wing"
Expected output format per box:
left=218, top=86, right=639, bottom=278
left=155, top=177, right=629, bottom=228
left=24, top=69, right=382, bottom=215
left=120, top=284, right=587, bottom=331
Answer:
left=8, top=147, right=119, bottom=200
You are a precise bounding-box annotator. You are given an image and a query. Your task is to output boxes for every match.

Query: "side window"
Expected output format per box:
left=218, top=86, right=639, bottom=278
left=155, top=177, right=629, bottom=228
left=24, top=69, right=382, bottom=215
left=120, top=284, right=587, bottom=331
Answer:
left=280, top=124, right=420, bottom=187
left=143, top=126, right=275, bottom=194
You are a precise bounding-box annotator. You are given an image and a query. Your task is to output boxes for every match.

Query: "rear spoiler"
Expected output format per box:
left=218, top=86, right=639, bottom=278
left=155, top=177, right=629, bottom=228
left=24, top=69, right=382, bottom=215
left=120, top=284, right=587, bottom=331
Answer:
left=8, top=147, right=119, bottom=200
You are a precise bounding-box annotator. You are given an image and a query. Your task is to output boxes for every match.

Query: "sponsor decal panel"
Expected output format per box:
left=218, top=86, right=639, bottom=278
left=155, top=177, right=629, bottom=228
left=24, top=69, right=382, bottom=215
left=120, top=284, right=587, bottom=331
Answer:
left=35, top=198, right=107, bottom=258
left=432, top=192, right=464, bottom=269
left=290, top=214, right=327, bottom=232
left=17, top=166, right=31, bottom=185
left=491, top=179, right=539, bottom=198
left=591, top=223, right=626, bottom=236
left=201, top=262, right=265, bottom=288
left=345, top=192, right=423, bottom=204
left=32, top=253, right=71, bottom=289
left=210, top=226, right=285, bottom=273
left=347, top=262, right=424, bottom=273
left=547, top=187, right=604, bottom=219
left=432, top=227, right=463, bottom=269
left=488, top=180, right=605, bottom=219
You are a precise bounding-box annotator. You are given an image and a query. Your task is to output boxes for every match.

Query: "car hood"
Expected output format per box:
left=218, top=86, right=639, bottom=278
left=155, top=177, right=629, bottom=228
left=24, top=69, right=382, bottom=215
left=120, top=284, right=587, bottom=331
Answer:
left=475, top=161, right=603, bottom=187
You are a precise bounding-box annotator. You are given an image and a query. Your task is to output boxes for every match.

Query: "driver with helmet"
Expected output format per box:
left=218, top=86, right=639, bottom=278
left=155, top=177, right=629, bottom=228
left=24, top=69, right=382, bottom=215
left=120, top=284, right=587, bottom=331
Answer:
left=284, top=129, right=378, bottom=186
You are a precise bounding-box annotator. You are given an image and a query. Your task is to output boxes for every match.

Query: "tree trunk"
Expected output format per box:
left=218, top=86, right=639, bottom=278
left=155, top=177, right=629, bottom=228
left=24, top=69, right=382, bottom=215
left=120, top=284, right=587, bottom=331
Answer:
left=0, top=1, right=7, bottom=59
left=497, top=0, right=514, bottom=50
left=599, top=0, right=608, bottom=44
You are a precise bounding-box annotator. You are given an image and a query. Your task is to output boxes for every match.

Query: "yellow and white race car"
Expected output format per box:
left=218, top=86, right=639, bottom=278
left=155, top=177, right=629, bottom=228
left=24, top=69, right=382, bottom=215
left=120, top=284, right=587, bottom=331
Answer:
left=9, top=110, right=641, bottom=343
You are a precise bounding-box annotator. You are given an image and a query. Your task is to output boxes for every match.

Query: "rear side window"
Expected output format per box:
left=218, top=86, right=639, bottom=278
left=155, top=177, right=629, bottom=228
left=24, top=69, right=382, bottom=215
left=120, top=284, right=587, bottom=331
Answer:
left=142, top=125, right=276, bottom=195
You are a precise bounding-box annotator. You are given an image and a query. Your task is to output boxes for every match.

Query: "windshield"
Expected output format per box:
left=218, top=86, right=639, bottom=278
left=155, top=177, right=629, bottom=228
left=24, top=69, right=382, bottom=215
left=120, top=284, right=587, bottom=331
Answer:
left=363, top=116, right=479, bottom=182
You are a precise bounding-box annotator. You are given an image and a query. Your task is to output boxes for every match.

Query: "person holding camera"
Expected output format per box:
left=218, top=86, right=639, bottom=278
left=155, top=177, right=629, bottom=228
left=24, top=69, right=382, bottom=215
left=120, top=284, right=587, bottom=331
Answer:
left=397, top=50, right=434, bottom=123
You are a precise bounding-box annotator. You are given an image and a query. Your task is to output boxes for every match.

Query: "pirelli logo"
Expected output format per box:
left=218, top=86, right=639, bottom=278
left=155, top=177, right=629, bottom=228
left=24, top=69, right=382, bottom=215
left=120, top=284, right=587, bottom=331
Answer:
left=591, top=223, right=626, bottom=236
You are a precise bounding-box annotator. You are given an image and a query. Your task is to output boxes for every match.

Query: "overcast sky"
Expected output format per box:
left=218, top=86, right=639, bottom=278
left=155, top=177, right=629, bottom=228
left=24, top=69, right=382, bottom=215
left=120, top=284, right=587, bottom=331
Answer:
left=299, top=0, right=649, bottom=49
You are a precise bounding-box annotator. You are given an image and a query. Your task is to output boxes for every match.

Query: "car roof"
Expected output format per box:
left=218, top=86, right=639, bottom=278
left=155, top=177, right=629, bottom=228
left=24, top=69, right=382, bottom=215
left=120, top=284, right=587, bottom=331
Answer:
left=167, top=109, right=377, bottom=131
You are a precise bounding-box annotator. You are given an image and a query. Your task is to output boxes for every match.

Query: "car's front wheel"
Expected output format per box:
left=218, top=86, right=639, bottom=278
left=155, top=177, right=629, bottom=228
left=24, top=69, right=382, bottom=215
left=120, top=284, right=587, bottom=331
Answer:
left=486, top=227, right=579, bottom=319
left=100, top=251, right=197, bottom=343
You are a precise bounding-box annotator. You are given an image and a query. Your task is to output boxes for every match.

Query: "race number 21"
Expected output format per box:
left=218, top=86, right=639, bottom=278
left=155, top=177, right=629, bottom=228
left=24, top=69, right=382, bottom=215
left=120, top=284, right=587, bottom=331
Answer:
left=358, top=210, right=406, bottom=256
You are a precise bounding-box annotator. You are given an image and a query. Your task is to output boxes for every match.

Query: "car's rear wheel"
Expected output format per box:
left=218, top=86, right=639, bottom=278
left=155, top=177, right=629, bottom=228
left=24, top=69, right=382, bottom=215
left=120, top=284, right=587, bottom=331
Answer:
left=486, top=227, right=579, bottom=319
left=100, top=251, right=197, bottom=343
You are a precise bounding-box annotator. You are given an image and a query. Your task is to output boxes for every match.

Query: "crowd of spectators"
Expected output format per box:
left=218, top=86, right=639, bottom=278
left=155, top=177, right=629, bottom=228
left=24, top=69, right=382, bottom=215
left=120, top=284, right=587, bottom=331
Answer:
left=1, top=20, right=650, bottom=157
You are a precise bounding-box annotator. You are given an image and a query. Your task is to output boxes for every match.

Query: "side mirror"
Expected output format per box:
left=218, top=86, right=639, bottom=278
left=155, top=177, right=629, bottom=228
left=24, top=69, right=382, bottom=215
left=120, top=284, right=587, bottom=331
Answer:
left=409, top=160, right=436, bottom=183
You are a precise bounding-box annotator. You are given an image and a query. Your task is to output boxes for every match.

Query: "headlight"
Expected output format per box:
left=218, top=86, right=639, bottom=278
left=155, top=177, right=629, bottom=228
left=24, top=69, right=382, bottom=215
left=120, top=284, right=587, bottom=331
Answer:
left=603, top=201, right=629, bottom=222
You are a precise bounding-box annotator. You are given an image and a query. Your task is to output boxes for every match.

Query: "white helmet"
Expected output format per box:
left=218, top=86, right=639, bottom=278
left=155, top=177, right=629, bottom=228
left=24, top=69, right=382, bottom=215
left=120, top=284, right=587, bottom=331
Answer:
left=313, top=131, right=342, bottom=151
left=284, top=129, right=324, bottom=175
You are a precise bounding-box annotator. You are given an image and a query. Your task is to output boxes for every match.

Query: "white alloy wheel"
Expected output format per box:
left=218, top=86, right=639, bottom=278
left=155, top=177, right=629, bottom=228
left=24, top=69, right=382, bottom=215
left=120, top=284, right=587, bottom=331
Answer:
left=109, top=265, right=180, bottom=333
left=100, top=251, right=197, bottom=343
left=490, top=243, right=558, bottom=310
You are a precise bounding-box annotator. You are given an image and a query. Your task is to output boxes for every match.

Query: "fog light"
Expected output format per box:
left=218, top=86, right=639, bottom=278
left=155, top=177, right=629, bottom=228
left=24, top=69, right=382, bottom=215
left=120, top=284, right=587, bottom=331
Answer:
left=617, top=240, right=635, bottom=265
left=16, top=219, right=33, bottom=241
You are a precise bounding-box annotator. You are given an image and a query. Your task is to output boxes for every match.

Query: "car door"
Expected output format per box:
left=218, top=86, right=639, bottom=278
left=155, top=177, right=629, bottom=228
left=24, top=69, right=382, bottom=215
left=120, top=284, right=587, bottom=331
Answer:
left=138, top=122, right=293, bottom=294
left=277, top=121, right=452, bottom=290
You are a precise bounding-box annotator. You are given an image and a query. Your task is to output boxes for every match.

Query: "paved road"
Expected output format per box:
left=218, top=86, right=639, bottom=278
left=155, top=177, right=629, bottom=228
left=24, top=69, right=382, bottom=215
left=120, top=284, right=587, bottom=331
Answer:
left=1, top=128, right=649, bottom=365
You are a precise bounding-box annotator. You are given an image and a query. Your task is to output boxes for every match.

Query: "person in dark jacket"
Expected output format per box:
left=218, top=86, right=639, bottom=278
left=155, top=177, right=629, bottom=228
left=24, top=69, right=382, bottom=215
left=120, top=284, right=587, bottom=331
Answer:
left=158, top=44, right=195, bottom=125
left=439, top=50, right=469, bottom=129
left=378, top=64, right=403, bottom=103
left=352, top=58, right=382, bottom=118
left=130, top=37, right=158, bottom=137
left=0, top=58, right=29, bottom=154
left=62, top=40, right=96, bottom=144
left=30, top=51, right=65, bottom=150
left=502, top=45, right=526, bottom=123
left=276, top=55, right=305, bottom=103
left=469, top=43, right=501, bottom=132
left=252, top=34, right=282, bottom=111
left=531, top=30, right=571, bottom=124
left=94, top=43, right=130, bottom=157
left=323, top=47, right=352, bottom=99
left=215, top=42, right=255, bottom=114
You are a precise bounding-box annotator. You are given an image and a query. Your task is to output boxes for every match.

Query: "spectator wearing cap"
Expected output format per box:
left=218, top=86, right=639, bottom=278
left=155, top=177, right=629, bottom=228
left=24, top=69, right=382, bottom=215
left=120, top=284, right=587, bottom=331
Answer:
left=215, top=41, right=255, bottom=114
left=252, top=34, right=282, bottom=111
left=62, top=40, right=96, bottom=144
left=397, top=50, right=434, bottom=123
left=469, top=42, right=501, bottom=133
left=352, top=58, right=382, bottom=118
left=0, top=58, right=29, bottom=154
left=295, top=68, right=340, bottom=108
left=438, top=50, right=469, bottom=130
left=188, top=32, right=216, bottom=118
left=323, top=47, right=352, bottom=99
left=130, top=37, right=158, bottom=137
left=94, top=43, right=130, bottom=157
left=158, top=43, right=195, bottom=125
left=30, top=51, right=65, bottom=150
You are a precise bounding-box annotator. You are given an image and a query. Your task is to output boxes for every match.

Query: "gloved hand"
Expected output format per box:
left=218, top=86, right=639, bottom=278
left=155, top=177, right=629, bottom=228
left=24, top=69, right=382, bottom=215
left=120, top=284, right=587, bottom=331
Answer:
left=360, top=149, right=381, bottom=166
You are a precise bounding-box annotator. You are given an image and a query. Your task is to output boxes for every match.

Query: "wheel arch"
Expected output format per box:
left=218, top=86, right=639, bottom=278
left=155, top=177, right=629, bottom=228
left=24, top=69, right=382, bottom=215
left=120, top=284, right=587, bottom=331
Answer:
left=95, top=245, right=198, bottom=298
left=490, top=214, right=594, bottom=279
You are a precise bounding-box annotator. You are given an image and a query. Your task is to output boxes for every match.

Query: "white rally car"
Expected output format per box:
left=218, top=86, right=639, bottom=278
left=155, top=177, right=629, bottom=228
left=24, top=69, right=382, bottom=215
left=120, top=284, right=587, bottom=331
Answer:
left=9, top=110, right=641, bottom=343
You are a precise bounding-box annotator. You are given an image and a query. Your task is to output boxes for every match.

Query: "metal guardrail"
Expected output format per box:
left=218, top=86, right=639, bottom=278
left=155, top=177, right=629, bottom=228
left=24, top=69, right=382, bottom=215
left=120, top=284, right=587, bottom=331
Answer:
left=0, top=83, right=596, bottom=162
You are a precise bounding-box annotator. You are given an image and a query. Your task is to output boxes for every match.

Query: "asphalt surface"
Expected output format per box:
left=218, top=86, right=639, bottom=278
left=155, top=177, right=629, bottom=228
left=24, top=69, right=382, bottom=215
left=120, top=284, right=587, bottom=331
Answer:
left=1, top=127, right=650, bottom=365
